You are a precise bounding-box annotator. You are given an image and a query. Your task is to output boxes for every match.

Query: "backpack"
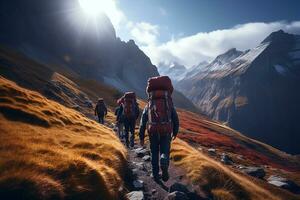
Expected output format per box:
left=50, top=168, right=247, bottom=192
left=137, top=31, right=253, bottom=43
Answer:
left=147, top=76, right=174, bottom=135
left=122, top=92, right=137, bottom=120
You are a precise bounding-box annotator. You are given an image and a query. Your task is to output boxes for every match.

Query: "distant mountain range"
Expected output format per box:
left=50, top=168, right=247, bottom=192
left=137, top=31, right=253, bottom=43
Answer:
left=175, top=30, right=300, bottom=154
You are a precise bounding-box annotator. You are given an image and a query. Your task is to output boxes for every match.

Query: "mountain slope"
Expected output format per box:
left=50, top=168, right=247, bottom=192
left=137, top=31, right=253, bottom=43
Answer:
left=0, top=76, right=128, bottom=200
left=178, top=30, right=300, bottom=154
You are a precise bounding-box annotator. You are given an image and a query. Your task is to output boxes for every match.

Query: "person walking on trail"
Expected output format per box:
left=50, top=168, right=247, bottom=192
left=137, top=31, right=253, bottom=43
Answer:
left=139, top=76, right=179, bottom=183
left=117, top=92, right=140, bottom=147
left=94, top=98, right=107, bottom=124
left=115, top=105, right=124, bottom=139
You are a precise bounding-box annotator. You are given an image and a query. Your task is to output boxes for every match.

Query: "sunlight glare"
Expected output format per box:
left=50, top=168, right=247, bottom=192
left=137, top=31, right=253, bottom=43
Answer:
left=79, top=0, right=112, bottom=17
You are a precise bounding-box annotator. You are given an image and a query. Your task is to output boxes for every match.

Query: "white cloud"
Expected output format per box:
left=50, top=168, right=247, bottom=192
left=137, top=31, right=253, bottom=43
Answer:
left=128, top=22, right=160, bottom=46
left=140, top=21, right=300, bottom=67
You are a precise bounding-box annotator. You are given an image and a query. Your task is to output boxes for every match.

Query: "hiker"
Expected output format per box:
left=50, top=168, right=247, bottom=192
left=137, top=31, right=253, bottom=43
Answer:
left=117, top=92, right=140, bottom=147
left=139, top=76, right=179, bottom=182
left=115, top=104, right=124, bottom=139
left=94, top=98, right=107, bottom=124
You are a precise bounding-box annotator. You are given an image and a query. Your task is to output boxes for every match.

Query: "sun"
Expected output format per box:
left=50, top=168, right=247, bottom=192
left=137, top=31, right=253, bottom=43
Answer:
left=78, top=0, right=113, bottom=17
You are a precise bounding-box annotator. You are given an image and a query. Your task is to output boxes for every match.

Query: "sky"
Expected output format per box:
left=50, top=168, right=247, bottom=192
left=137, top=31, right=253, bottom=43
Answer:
left=88, top=0, right=300, bottom=67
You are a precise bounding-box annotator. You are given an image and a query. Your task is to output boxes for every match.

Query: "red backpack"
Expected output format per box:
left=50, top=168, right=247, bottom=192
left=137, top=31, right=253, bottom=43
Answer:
left=147, top=76, right=174, bottom=135
left=122, top=92, right=137, bottom=120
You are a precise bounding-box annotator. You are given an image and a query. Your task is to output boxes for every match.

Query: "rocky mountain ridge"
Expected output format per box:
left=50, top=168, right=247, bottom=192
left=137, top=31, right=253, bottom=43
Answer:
left=177, top=30, right=300, bottom=154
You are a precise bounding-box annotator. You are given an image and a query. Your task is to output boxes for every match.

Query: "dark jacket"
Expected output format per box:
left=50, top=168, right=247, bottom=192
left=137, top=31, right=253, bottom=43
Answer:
left=95, top=103, right=107, bottom=116
left=139, top=105, right=179, bottom=141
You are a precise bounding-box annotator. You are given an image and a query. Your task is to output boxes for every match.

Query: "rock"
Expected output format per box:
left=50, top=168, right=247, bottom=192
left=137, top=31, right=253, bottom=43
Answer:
left=84, top=100, right=93, bottom=108
left=133, top=180, right=144, bottom=190
left=207, top=148, right=216, bottom=155
left=267, top=175, right=300, bottom=193
left=135, top=148, right=149, bottom=157
left=151, top=189, right=156, bottom=194
left=169, top=183, right=190, bottom=194
left=241, top=167, right=265, bottom=179
left=142, top=155, right=151, bottom=161
left=134, top=162, right=146, bottom=171
left=164, top=191, right=188, bottom=200
left=221, top=153, right=233, bottom=165
left=125, top=191, right=144, bottom=200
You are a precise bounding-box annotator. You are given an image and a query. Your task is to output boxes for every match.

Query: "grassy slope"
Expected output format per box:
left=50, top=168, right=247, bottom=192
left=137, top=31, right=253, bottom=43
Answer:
left=1, top=45, right=300, bottom=199
left=171, top=139, right=300, bottom=200
left=0, top=76, right=127, bottom=200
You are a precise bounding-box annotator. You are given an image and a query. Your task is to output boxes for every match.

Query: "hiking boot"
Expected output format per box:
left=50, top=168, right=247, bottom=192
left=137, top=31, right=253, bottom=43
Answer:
left=130, top=139, right=135, bottom=148
left=160, top=154, right=169, bottom=182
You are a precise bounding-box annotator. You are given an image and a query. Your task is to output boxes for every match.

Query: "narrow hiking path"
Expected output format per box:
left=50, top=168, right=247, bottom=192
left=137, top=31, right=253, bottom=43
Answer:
left=106, top=123, right=209, bottom=200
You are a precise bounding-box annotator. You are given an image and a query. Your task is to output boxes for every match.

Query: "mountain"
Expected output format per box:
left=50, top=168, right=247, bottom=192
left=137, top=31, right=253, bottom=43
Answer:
left=1, top=29, right=300, bottom=200
left=177, top=30, right=300, bottom=154
left=0, top=0, right=197, bottom=111
left=158, top=62, right=188, bottom=81
left=0, top=0, right=157, bottom=97
left=185, top=61, right=209, bottom=78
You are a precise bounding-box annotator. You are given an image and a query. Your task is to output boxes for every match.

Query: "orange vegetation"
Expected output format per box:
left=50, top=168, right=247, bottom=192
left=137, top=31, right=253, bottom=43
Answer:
left=0, top=76, right=127, bottom=200
left=171, top=139, right=300, bottom=200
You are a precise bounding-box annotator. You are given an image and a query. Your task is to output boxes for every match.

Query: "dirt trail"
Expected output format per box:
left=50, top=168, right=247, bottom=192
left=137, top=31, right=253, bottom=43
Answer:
left=108, top=124, right=208, bottom=200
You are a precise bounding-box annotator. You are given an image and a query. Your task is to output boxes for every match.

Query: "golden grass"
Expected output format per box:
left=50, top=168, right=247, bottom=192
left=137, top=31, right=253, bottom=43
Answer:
left=171, top=139, right=300, bottom=200
left=0, top=76, right=127, bottom=200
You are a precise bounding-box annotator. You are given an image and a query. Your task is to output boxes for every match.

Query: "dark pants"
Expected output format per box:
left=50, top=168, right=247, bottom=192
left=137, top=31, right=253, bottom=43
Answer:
left=124, top=119, right=136, bottom=146
left=149, top=133, right=171, bottom=176
left=97, top=114, right=104, bottom=124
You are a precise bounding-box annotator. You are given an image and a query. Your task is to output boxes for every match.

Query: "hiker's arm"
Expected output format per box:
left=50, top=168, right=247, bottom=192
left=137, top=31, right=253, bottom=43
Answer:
left=139, top=107, right=148, bottom=146
left=104, top=105, right=108, bottom=116
left=135, top=103, right=140, bottom=119
left=172, top=107, right=179, bottom=140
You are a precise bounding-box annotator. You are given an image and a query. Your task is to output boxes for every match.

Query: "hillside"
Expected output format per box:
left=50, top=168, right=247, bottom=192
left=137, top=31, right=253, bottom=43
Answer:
left=177, top=30, right=300, bottom=154
left=0, top=45, right=300, bottom=199
left=0, top=76, right=128, bottom=200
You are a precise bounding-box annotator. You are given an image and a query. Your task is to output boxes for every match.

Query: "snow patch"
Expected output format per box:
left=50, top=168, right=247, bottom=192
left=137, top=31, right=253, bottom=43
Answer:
left=289, top=50, right=300, bottom=60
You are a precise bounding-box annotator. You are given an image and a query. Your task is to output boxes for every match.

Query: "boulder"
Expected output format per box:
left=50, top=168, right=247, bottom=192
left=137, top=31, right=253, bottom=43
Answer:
left=207, top=148, right=216, bottom=155
left=125, top=191, right=144, bottom=200
left=169, top=183, right=190, bottom=194
left=142, top=155, right=151, bottom=161
left=241, top=167, right=265, bottom=179
left=135, top=148, right=149, bottom=157
left=133, top=180, right=144, bottom=190
left=164, top=191, right=188, bottom=200
left=267, top=175, right=300, bottom=194
left=220, top=153, right=233, bottom=165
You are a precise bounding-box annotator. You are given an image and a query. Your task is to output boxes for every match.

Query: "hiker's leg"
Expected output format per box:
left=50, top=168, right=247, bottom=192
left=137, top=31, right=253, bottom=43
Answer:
left=129, top=120, right=135, bottom=147
left=149, top=134, right=160, bottom=179
left=124, top=122, right=130, bottom=146
left=120, top=123, right=124, bottom=138
left=160, top=134, right=171, bottom=181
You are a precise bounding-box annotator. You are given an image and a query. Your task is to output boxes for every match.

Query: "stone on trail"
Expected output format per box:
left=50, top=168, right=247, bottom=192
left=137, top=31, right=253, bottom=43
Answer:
left=169, top=183, right=190, bottom=195
left=267, top=175, right=300, bottom=193
left=164, top=191, right=188, bottom=200
left=133, top=179, right=144, bottom=190
left=241, top=166, right=265, bottom=179
left=221, top=153, right=233, bottom=165
left=135, top=147, right=149, bottom=157
left=126, top=191, right=144, bottom=200
left=142, top=155, right=151, bottom=161
left=207, top=148, right=216, bottom=155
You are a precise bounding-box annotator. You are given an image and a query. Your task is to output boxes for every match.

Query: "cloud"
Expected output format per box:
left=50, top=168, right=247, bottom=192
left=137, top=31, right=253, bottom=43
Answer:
left=139, top=21, right=300, bottom=67
left=128, top=22, right=160, bottom=46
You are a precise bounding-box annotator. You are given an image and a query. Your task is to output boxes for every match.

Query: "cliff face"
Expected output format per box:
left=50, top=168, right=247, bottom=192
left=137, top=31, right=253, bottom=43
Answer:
left=178, top=30, right=300, bottom=154
left=0, top=0, right=158, bottom=97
